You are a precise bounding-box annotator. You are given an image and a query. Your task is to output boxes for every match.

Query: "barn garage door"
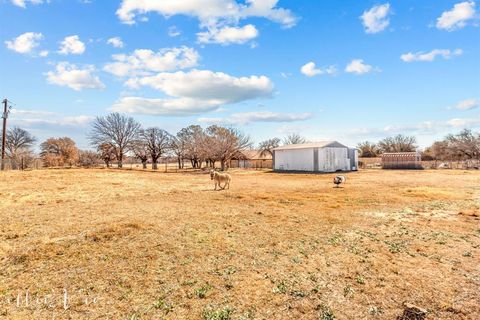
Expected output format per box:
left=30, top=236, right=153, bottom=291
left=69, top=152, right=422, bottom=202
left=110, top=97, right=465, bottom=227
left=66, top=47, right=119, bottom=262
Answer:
left=318, top=147, right=350, bottom=172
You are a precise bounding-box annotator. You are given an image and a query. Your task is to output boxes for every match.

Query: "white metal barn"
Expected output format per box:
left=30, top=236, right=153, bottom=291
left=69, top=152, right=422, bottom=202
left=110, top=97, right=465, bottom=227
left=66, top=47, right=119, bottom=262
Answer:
left=273, top=141, right=358, bottom=173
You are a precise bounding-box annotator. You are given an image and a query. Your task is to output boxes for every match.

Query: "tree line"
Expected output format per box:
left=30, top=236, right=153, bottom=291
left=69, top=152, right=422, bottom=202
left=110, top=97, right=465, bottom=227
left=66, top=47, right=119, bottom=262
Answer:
left=1, top=113, right=479, bottom=170
left=356, top=130, right=480, bottom=161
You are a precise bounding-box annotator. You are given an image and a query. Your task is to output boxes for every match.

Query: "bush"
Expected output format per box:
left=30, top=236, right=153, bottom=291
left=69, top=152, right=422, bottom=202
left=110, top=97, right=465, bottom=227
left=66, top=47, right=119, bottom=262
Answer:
left=78, top=150, right=100, bottom=168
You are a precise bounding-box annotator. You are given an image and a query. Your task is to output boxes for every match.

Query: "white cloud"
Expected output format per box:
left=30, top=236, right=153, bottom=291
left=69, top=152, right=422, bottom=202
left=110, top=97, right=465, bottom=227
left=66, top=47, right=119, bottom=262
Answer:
left=110, top=97, right=221, bottom=116
left=112, top=69, right=274, bottom=116
left=103, top=46, right=199, bottom=77
left=116, top=0, right=297, bottom=28
left=107, top=37, right=124, bottom=48
left=11, top=109, right=93, bottom=128
left=436, top=1, right=476, bottom=31
left=198, top=111, right=313, bottom=125
left=197, top=24, right=259, bottom=45
left=168, top=26, right=182, bottom=37
left=11, top=0, right=43, bottom=8
left=12, top=116, right=93, bottom=127
left=446, top=117, right=480, bottom=128
left=39, top=50, right=49, bottom=57
left=452, top=98, right=479, bottom=110
left=5, top=32, right=43, bottom=54
left=46, top=62, right=105, bottom=91
left=401, top=49, right=463, bottom=62
left=125, top=69, right=274, bottom=102
left=360, top=3, right=391, bottom=34
left=58, top=35, right=85, bottom=55
left=11, top=109, right=56, bottom=117
left=300, top=62, right=336, bottom=77
left=349, top=117, right=480, bottom=140
left=345, top=59, right=374, bottom=74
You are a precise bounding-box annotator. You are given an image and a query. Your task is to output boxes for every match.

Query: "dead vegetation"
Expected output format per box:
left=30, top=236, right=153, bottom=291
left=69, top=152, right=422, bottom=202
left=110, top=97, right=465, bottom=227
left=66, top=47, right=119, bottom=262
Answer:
left=0, top=169, right=479, bottom=319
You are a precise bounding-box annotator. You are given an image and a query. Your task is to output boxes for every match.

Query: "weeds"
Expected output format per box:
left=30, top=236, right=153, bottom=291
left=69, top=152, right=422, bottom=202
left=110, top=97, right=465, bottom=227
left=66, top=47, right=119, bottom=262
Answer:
left=152, top=297, right=173, bottom=313
left=317, top=304, right=336, bottom=320
left=202, top=306, right=234, bottom=320
left=273, top=281, right=287, bottom=294
left=195, top=284, right=212, bottom=299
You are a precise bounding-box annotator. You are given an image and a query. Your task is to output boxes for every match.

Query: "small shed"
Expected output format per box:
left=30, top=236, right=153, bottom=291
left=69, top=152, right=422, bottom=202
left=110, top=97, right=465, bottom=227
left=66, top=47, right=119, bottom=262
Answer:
left=229, top=150, right=273, bottom=169
left=273, top=141, right=358, bottom=173
left=381, top=152, right=422, bottom=169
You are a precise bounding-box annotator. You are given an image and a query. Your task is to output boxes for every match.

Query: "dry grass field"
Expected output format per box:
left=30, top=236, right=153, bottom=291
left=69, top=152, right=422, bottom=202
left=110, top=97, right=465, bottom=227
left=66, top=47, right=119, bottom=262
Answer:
left=0, top=169, right=479, bottom=319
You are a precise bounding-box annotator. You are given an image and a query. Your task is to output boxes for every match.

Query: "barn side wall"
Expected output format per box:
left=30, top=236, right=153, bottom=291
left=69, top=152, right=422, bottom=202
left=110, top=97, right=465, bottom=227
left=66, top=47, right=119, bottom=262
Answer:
left=274, top=148, right=315, bottom=171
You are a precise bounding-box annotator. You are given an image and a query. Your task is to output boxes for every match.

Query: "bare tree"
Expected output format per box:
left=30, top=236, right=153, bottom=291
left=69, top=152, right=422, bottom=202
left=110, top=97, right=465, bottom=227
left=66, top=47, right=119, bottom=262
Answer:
left=378, top=134, right=417, bottom=153
left=140, top=127, right=172, bottom=170
left=205, top=125, right=252, bottom=171
left=4, top=127, right=36, bottom=169
left=444, top=129, right=480, bottom=160
left=258, top=138, right=281, bottom=157
left=98, top=143, right=116, bottom=168
left=283, top=133, right=307, bottom=145
left=177, top=125, right=204, bottom=169
left=357, top=141, right=380, bottom=157
left=40, top=137, right=79, bottom=167
left=170, top=135, right=186, bottom=169
left=88, top=113, right=141, bottom=168
left=131, top=139, right=149, bottom=169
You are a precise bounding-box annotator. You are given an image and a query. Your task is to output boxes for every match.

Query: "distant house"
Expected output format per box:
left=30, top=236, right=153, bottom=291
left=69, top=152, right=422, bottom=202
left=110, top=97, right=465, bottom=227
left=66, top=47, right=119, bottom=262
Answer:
left=273, top=141, right=358, bottom=173
left=229, top=150, right=273, bottom=169
left=381, top=152, right=422, bottom=169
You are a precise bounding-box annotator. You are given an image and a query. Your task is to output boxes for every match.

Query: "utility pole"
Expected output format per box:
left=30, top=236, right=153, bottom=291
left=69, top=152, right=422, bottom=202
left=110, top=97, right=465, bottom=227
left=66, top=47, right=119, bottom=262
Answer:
left=1, top=99, right=9, bottom=171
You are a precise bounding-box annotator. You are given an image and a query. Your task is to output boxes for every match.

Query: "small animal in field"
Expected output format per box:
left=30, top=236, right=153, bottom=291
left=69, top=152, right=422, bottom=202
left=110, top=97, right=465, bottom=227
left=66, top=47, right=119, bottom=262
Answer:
left=333, top=175, right=346, bottom=188
left=210, top=169, right=231, bottom=190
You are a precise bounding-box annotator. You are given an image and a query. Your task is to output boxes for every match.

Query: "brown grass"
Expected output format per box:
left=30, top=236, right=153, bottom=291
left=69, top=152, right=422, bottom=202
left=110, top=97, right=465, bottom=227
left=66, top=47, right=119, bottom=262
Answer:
left=0, top=169, right=479, bottom=319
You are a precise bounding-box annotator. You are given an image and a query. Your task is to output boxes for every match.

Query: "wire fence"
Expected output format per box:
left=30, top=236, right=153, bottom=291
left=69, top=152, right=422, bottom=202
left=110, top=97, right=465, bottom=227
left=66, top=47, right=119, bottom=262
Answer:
left=359, top=157, right=480, bottom=170
left=2, top=157, right=479, bottom=172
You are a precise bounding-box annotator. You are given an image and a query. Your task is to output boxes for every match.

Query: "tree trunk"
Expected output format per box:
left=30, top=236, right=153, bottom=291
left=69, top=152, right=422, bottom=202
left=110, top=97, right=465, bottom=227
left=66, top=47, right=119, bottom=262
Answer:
left=178, top=157, right=181, bottom=169
left=142, top=161, right=147, bottom=169
left=118, top=153, right=123, bottom=168
left=152, top=161, right=158, bottom=170
left=221, top=160, right=225, bottom=171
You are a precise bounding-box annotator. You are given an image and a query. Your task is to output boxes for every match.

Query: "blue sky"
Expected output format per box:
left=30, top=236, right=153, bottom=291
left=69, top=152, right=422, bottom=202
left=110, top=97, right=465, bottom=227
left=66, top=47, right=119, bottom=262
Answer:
left=1, top=0, right=479, bottom=149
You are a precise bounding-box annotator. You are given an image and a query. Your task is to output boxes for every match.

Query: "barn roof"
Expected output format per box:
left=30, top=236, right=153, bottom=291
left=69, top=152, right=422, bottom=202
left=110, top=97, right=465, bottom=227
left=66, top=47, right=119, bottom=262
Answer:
left=381, top=152, right=420, bottom=157
left=273, top=141, right=348, bottom=151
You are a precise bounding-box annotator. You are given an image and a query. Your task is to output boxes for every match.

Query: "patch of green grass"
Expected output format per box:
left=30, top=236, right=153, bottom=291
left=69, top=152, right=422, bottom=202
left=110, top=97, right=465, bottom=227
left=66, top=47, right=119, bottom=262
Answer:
left=152, top=297, right=173, bottom=313
left=317, top=304, right=336, bottom=320
left=355, top=275, right=365, bottom=284
left=290, top=290, right=307, bottom=298
left=224, top=266, right=237, bottom=275
left=343, top=285, right=355, bottom=298
left=202, top=306, right=234, bottom=320
left=384, top=240, right=405, bottom=253
left=195, top=284, right=212, bottom=299
left=182, top=279, right=197, bottom=286
left=272, top=281, right=287, bottom=294
left=369, top=306, right=383, bottom=316
left=328, top=233, right=344, bottom=246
